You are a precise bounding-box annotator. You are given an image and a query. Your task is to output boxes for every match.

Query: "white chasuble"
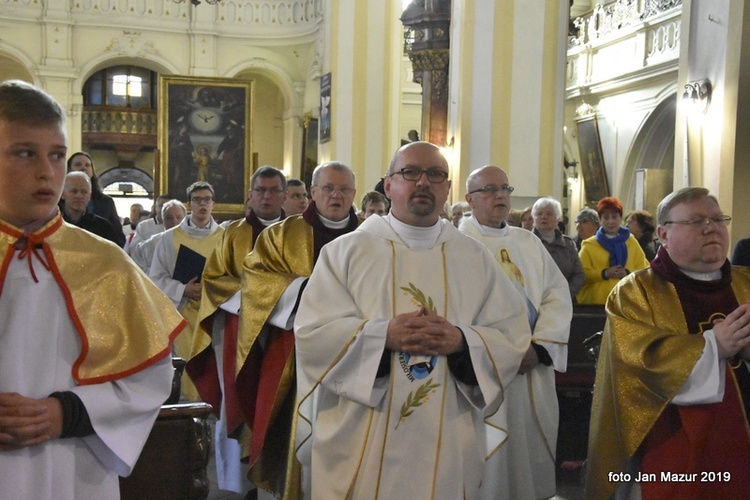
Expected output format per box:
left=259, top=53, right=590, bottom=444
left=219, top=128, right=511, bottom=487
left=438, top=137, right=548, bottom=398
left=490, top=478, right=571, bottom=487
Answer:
left=460, top=215, right=572, bottom=500
left=295, top=215, right=530, bottom=500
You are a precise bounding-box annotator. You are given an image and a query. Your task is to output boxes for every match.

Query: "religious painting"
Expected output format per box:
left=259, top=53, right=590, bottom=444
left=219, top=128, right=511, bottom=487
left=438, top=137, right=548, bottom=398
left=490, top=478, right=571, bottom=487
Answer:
left=576, top=116, right=610, bottom=206
left=301, top=117, right=319, bottom=190
left=319, top=72, right=331, bottom=144
left=158, top=75, right=253, bottom=214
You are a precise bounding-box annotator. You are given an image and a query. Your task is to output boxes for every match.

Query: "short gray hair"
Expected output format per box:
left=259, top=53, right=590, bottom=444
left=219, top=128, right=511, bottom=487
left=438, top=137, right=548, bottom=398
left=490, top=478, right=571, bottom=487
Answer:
left=161, top=199, right=187, bottom=221
left=656, top=187, right=716, bottom=225
left=531, top=196, right=562, bottom=220
left=311, top=161, right=355, bottom=186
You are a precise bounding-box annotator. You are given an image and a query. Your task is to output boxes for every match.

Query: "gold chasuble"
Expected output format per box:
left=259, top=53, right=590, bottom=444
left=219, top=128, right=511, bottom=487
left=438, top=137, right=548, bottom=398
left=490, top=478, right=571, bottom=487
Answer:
left=172, top=225, right=224, bottom=400
left=586, top=258, right=750, bottom=499
left=237, top=207, right=359, bottom=499
left=188, top=213, right=270, bottom=433
left=0, top=215, right=185, bottom=383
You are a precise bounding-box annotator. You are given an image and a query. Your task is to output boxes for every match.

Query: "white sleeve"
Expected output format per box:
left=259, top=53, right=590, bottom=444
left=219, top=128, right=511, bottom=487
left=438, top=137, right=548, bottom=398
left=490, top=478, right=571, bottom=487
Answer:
left=148, top=234, right=186, bottom=310
left=220, top=289, right=242, bottom=314
left=672, top=330, right=725, bottom=405
left=266, top=276, right=307, bottom=330
left=72, top=355, right=173, bottom=476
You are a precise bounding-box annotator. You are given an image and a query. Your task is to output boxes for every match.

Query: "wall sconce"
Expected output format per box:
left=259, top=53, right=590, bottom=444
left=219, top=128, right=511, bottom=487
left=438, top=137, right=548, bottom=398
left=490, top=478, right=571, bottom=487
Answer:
left=565, top=162, right=578, bottom=185
left=682, top=79, right=711, bottom=113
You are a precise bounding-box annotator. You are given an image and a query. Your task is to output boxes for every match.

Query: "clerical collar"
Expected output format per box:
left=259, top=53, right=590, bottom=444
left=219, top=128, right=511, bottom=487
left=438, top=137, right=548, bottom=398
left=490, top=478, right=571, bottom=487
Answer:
left=386, top=213, right=442, bottom=249
left=317, top=213, right=351, bottom=230
left=187, top=215, right=213, bottom=229
left=258, top=215, right=281, bottom=226
left=682, top=269, right=722, bottom=281
left=478, top=221, right=508, bottom=237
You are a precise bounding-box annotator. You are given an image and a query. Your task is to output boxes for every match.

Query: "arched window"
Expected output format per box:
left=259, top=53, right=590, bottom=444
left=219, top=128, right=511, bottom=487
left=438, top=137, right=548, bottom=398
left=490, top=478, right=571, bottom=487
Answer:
left=83, top=66, right=157, bottom=108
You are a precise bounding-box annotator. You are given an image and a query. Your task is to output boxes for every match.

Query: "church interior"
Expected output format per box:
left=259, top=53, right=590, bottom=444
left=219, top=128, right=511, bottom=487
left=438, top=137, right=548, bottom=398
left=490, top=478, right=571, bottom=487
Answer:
left=2, top=0, right=749, bottom=498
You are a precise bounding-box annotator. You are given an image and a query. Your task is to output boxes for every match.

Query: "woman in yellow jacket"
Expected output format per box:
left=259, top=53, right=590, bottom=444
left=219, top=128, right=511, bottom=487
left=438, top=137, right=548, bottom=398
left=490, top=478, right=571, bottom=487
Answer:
left=577, top=197, right=649, bottom=304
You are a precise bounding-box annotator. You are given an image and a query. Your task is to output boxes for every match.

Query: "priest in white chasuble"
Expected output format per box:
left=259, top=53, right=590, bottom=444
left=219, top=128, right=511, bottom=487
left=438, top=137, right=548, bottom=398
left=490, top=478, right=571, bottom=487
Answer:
left=462, top=166, right=571, bottom=500
left=294, top=142, right=530, bottom=500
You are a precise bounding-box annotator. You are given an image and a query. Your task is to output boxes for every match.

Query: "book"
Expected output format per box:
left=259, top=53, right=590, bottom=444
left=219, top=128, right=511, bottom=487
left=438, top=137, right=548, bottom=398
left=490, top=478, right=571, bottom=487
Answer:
left=172, top=244, right=206, bottom=284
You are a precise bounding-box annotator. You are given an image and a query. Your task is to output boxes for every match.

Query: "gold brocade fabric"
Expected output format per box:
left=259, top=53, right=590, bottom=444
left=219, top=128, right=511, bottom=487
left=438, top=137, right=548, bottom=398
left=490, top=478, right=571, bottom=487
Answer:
left=585, top=267, right=750, bottom=499
left=237, top=215, right=314, bottom=500
left=0, top=215, right=185, bottom=384
left=191, top=218, right=256, bottom=359
left=236, top=215, right=314, bottom=377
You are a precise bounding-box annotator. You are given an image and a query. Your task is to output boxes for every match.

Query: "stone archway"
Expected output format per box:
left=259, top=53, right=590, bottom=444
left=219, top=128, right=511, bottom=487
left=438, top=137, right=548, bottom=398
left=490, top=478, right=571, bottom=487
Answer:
left=99, top=167, right=154, bottom=194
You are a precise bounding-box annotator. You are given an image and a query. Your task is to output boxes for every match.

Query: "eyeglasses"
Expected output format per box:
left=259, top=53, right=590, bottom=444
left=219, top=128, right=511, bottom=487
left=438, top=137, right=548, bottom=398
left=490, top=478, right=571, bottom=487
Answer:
left=317, top=185, right=355, bottom=196
left=467, top=184, right=515, bottom=195
left=663, top=216, right=731, bottom=228
left=252, top=187, right=285, bottom=196
left=190, top=196, right=214, bottom=204
left=390, top=168, right=449, bottom=183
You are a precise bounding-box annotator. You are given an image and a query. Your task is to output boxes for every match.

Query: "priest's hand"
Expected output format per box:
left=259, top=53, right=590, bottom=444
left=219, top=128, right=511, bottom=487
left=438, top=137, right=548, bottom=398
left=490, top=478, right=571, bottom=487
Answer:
left=518, top=345, right=539, bottom=374
left=386, top=307, right=464, bottom=356
left=184, top=277, right=202, bottom=301
left=712, top=304, right=750, bottom=359
left=0, top=392, right=63, bottom=450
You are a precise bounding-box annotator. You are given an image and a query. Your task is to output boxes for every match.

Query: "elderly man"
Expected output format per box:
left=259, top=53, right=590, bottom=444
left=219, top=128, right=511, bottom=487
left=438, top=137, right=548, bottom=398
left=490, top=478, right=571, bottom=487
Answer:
left=294, top=143, right=529, bottom=499
left=187, top=166, right=287, bottom=494
left=236, top=161, right=359, bottom=499
left=586, top=187, right=750, bottom=499
left=61, top=171, right=119, bottom=244
left=149, top=181, right=224, bottom=400
left=282, top=178, right=309, bottom=216
left=131, top=200, right=186, bottom=273
left=460, top=165, right=571, bottom=499
left=126, top=194, right=173, bottom=254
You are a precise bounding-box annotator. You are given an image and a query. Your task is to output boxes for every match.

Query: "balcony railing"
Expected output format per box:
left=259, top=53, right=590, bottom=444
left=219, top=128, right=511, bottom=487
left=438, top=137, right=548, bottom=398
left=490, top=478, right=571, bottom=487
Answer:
left=82, top=107, right=157, bottom=136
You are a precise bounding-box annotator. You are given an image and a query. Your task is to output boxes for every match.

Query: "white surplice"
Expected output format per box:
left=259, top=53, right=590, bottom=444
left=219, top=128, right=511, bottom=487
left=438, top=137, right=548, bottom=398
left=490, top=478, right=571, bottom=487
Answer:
left=460, top=215, right=572, bottom=499
left=294, top=215, right=530, bottom=500
left=0, top=245, right=173, bottom=500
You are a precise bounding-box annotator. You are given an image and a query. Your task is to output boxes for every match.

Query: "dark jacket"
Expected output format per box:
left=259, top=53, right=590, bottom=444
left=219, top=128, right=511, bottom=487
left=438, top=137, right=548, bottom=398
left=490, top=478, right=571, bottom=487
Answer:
left=63, top=210, right=120, bottom=246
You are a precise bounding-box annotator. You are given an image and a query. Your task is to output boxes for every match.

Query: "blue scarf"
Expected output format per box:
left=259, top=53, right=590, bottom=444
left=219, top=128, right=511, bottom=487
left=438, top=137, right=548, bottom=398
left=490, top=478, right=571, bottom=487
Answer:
left=595, top=226, right=630, bottom=267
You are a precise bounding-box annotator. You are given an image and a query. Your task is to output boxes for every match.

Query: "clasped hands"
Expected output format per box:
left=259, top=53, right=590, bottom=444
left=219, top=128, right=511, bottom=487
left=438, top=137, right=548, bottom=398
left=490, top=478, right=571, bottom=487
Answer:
left=712, top=303, right=750, bottom=361
left=0, top=392, right=62, bottom=451
left=184, top=277, right=202, bottom=301
left=385, top=307, right=464, bottom=357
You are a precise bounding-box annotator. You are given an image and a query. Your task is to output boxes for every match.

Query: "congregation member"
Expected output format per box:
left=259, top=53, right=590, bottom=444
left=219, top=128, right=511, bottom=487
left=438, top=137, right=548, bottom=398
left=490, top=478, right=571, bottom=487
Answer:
left=122, top=202, right=144, bottom=237
left=187, top=166, right=287, bottom=495
left=127, top=193, right=173, bottom=254
left=150, top=181, right=224, bottom=400
left=586, top=187, right=750, bottom=499
left=573, top=207, right=599, bottom=250
left=451, top=200, right=470, bottom=227
left=360, top=189, right=389, bottom=218
left=66, top=151, right=126, bottom=247
left=294, top=143, right=530, bottom=499
left=0, top=79, right=185, bottom=498
left=60, top=171, right=120, bottom=244
left=237, top=161, right=359, bottom=498
left=461, top=166, right=571, bottom=499
left=532, top=196, right=585, bottom=300
left=520, top=205, right=534, bottom=230
left=282, top=178, right=309, bottom=215
left=625, top=209, right=659, bottom=261
left=131, top=200, right=186, bottom=273
left=577, top=197, right=649, bottom=304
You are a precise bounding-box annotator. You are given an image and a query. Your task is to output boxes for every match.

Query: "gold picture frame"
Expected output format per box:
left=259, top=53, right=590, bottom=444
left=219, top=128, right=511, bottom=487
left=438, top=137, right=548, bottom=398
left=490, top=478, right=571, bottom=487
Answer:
left=158, top=75, right=253, bottom=215
left=575, top=116, right=611, bottom=206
